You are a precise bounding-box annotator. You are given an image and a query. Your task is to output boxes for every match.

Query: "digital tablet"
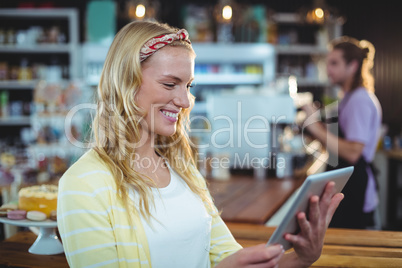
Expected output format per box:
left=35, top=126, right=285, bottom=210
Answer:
left=266, top=166, right=354, bottom=251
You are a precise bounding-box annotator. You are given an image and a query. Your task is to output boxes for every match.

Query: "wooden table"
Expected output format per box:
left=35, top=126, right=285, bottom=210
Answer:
left=206, top=155, right=322, bottom=225
left=227, top=222, right=402, bottom=267
left=2, top=225, right=402, bottom=268
left=0, top=231, right=68, bottom=268
left=208, top=175, right=304, bottom=224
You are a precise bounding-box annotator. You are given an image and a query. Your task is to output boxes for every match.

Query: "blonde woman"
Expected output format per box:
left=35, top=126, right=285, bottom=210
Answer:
left=57, top=20, right=343, bottom=268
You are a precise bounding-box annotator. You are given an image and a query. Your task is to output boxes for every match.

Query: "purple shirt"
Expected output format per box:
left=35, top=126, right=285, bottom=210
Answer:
left=339, top=87, right=382, bottom=212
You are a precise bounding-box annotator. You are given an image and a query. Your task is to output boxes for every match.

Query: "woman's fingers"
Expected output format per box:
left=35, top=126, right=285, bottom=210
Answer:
left=319, top=182, right=336, bottom=209
left=283, top=231, right=299, bottom=246
left=326, top=193, right=344, bottom=225
left=239, top=244, right=284, bottom=265
left=308, top=195, right=320, bottom=225
left=216, top=243, right=285, bottom=268
left=246, top=251, right=283, bottom=268
left=319, top=181, right=345, bottom=225
left=280, top=181, right=345, bottom=267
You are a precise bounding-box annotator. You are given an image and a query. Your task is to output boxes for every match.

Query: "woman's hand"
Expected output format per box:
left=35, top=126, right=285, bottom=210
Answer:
left=301, top=102, right=320, bottom=121
left=301, top=103, right=321, bottom=132
left=301, top=103, right=326, bottom=141
left=283, top=181, right=344, bottom=266
left=217, top=243, right=285, bottom=268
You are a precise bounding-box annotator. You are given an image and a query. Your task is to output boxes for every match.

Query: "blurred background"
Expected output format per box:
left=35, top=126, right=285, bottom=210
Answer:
left=0, top=0, right=401, bottom=231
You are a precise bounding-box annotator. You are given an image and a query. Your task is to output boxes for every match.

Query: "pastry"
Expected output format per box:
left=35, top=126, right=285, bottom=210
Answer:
left=18, top=184, right=58, bottom=217
left=0, top=203, right=18, bottom=217
left=27, top=210, right=47, bottom=221
left=7, top=209, right=27, bottom=220
left=0, top=203, right=18, bottom=211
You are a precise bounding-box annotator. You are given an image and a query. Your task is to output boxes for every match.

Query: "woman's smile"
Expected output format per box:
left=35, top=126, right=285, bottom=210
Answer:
left=160, top=109, right=180, bottom=122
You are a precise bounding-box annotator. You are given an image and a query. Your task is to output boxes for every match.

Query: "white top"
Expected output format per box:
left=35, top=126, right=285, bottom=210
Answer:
left=130, top=166, right=212, bottom=268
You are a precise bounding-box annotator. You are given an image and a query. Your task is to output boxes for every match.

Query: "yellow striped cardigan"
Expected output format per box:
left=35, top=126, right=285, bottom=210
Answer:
left=57, top=149, right=242, bottom=267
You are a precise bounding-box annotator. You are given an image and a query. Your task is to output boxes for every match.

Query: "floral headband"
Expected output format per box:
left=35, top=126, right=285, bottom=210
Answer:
left=139, top=29, right=191, bottom=62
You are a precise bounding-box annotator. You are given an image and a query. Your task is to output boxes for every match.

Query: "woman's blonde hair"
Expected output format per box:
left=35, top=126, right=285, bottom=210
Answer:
left=329, top=36, right=376, bottom=93
left=92, top=20, right=215, bottom=222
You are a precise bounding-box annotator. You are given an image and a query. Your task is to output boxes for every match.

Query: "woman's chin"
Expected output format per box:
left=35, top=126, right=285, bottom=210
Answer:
left=156, top=128, right=177, bottom=137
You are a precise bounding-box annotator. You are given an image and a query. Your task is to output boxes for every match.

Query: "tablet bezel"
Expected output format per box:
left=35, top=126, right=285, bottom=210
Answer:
left=266, top=166, right=354, bottom=251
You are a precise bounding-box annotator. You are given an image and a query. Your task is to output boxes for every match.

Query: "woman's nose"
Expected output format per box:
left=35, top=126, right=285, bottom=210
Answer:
left=173, top=87, right=190, bottom=109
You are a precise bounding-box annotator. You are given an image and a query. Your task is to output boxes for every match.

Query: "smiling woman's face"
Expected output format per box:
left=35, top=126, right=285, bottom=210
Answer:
left=136, top=45, right=195, bottom=138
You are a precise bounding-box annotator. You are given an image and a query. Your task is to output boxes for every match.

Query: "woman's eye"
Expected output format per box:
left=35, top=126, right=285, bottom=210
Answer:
left=187, top=84, right=193, bottom=89
left=163, top=83, right=175, bottom=88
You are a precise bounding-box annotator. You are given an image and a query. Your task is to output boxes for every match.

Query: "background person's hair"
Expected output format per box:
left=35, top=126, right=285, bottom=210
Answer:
left=91, top=20, right=216, bottom=223
left=329, top=36, right=376, bottom=93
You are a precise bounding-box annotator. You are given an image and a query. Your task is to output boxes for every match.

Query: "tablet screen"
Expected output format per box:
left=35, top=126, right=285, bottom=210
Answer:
left=266, top=166, right=354, bottom=250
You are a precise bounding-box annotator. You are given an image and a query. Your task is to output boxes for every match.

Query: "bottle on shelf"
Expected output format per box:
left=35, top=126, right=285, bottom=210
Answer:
left=0, top=90, right=9, bottom=117
left=0, top=62, right=7, bottom=80
left=6, top=28, right=16, bottom=45
left=18, top=58, right=32, bottom=81
left=0, top=28, right=5, bottom=44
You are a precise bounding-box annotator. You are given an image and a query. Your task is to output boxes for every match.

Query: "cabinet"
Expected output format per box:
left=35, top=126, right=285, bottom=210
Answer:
left=190, top=43, right=275, bottom=114
left=0, top=8, right=79, bottom=129
left=189, top=12, right=343, bottom=109
left=270, top=12, right=343, bottom=101
left=0, top=9, right=86, bottom=185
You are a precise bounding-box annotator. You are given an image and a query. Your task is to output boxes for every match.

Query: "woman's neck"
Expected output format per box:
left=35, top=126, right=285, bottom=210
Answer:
left=134, top=138, right=158, bottom=160
left=132, top=135, right=171, bottom=187
left=341, top=77, right=354, bottom=93
left=132, top=134, right=162, bottom=171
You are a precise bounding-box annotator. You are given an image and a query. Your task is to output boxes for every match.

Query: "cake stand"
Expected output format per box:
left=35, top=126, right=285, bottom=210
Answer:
left=0, top=217, right=64, bottom=255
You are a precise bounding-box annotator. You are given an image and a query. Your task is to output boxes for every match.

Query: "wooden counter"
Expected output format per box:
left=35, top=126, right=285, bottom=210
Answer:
left=208, top=175, right=304, bottom=224
left=206, top=155, right=322, bottom=225
left=2, top=225, right=402, bottom=268
left=227, top=223, right=402, bottom=267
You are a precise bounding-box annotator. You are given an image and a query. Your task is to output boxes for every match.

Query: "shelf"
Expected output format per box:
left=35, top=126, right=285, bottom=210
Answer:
left=29, top=143, right=83, bottom=150
left=275, top=45, right=328, bottom=55
left=194, top=73, right=263, bottom=85
left=0, top=80, right=70, bottom=89
left=0, top=44, right=75, bottom=53
left=0, top=8, right=79, bottom=79
left=296, top=78, right=330, bottom=87
left=0, top=116, right=31, bottom=126
left=192, top=43, right=275, bottom=85
left=0, top=80, right=38, bottom=89
left=28, top=143, right=87, bottom=157
left=272, top=13, right=302, bottom=23
left=271, top=12, right=341, bottom=25
left=0, top=8, right=78, bottom=18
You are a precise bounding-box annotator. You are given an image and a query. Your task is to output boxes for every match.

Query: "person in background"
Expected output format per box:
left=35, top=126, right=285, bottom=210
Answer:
left=303, top=36, right=382, bottom=229
left=57, top=20, right=343, bottom=267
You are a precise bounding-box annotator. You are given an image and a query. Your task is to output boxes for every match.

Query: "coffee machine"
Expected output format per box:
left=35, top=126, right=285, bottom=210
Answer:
left=206, top=91, right=301, bottom=178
